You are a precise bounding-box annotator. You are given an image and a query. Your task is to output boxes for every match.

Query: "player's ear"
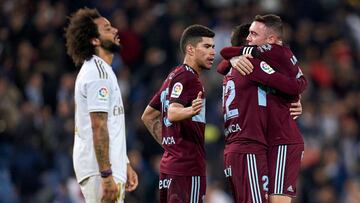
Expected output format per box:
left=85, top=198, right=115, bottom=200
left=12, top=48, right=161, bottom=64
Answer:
left=266, top=35, right=276, bottom=44
left=91, top=38, right=100, bottom=46
left=186, top=44, right=195, bottom=56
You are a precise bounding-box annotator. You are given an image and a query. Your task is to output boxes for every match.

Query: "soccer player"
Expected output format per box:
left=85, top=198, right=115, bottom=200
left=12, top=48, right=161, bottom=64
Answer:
left=223, top=15, right=306, bottom=203
left=218, top=23, right=307, bottom=203
left=65, top=8, right=138, bottom=203
left=141, top=24, right=215, bottom=203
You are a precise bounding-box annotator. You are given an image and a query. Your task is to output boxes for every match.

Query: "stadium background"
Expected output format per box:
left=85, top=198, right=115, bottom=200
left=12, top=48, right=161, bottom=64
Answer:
left=0, top=0, right=359, bottom=202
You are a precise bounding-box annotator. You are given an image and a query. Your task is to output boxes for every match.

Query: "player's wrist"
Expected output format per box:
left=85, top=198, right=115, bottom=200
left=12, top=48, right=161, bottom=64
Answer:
left=100, top=168, right=113, bottom=178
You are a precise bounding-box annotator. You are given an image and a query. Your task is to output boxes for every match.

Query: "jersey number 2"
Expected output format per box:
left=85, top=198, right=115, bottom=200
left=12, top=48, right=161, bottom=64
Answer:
left=223, top=80, right=239, bottom=121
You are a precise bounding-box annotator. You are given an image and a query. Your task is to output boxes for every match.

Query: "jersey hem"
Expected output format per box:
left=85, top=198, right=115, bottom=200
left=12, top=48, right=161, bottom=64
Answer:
left=269, top=142, right=304, bottom=147
left=76, top=172, right=127, bottom=184
left=160, top=169, right=205, bottom=177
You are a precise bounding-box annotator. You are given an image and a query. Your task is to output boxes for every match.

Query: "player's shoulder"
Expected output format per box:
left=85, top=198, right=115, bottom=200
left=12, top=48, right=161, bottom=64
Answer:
left=257, top=43, right=291, bottom=53
left=168, top=64, right=197, bottom=81
left=81, top=56, right=110, bottom=80
left=257, top=44, right=296, bottom=60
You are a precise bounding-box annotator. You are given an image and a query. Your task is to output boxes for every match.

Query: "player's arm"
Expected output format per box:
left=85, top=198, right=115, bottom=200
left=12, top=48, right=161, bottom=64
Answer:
left=90, top=112, right=111, bottom=171
left=168, top=92, right=202, bottom=122
left=216, top=59, right=232, bottom=75
left=220, top=46, right=254, bottom=75
left=90, top=111, right=118, bottom=201
left=247, top=58, right=307, bottom=95
left=141, top=105, right=162, bottom=145
left=220, top=46, right=244, bottom=60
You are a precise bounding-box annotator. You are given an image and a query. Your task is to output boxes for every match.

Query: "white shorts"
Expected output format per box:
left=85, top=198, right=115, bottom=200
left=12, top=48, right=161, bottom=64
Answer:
left=79, top=175, right=125, bottom=203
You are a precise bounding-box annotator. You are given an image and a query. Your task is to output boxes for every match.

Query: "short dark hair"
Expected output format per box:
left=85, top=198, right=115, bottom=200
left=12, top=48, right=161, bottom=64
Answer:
left=254, top=14, right=283, bottom=39
left=180, top=24, right=215, bottom=54
left=65, top=8, right=102, bottom=66
left=231, top=23, right=250, bottom=46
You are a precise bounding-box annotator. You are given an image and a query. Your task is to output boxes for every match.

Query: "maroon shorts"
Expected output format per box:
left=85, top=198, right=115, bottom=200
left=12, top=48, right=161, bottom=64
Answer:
left=268, top=144, right=304, bottom=197
left=159, top=173, right=206, bottom=203
left=224, top=152, right=268, bottom=203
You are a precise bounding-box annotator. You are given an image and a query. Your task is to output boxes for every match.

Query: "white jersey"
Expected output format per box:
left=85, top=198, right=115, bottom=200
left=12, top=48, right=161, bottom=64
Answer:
left=73, top=55, right=128, bottom=183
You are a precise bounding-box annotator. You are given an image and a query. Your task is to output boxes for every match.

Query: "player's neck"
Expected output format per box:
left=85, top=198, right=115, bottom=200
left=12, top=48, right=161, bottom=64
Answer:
left=96, top=48, right=114, bottom=66
left=183, top=57, right=201, bottom=75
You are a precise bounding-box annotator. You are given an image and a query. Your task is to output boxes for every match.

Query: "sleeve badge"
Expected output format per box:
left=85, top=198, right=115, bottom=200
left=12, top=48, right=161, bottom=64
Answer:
left=260, top=61, right=275, bottom=74
left=98, top=87, right=109, bottom=100
left=170, top=82, right=183, bottom=98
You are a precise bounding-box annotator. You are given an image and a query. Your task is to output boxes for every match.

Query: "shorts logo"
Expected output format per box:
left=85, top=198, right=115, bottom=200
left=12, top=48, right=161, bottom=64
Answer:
left=287, top=185, right=294, bottom=192
left=170, top=82, right=183, bottom=98
left=159, top=178, right=172, bottom=189
left=224, top=166, right=232, bottom=177
left=260, top=61, right=275, bottom=74
left=98, top=87, right=109, bottom=100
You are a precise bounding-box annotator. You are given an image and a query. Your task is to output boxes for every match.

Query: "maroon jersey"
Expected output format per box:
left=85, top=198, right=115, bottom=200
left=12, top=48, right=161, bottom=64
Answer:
left=221, top=44, right=307, bottom=146
left=149, top=64, right=206, bottom=176
left=219, top=57, right=306, bottom=154
left=221, top=67, right=268, bottom=154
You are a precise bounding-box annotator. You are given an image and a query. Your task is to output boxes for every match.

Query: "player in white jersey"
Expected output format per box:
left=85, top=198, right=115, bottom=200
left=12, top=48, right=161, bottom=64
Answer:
left=65, top=8, right=138, bottom=203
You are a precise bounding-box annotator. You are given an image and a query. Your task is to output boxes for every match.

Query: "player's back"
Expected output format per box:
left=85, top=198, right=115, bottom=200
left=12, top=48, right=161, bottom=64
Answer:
left=222, top=67, right=267, bottom=155
left=256, top=44, right=304, bottom=146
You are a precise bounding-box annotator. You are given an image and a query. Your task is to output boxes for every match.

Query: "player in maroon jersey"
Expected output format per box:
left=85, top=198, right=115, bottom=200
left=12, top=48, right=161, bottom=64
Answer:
left=141, top=24, right=215, bottom=203
left=224, top=15, right=306, bottom=203
left=218, top=23, right=307, bottom=203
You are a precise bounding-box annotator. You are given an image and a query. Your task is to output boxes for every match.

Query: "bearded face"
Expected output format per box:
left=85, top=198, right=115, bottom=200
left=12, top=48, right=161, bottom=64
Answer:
left=100, top=38, right=121, bottom=53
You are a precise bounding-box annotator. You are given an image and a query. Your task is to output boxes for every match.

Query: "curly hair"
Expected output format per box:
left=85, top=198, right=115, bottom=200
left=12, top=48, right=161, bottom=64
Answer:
left=180, top=24, right=215, bottom=54
left=65, top=8, right=101, bottom=66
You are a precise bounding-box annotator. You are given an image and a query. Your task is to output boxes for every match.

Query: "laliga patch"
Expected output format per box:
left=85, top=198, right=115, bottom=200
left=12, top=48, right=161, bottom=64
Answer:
left=98, top=87, right=109, bottom=101
left=260, top=61, right=275, bottom=74
left=170, top=82, right=183, bottom=98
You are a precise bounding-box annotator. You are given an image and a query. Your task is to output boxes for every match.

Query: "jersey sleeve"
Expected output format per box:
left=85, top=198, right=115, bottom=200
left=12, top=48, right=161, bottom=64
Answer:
left=169, top=72, right=198, bottom=106
left=220, top=46, right=242, bottom=60
left=220, top=45, right=260, bottom=60
left=86, top=79, right=112, bottom=113
left=247, top=58, right=307, bottom=95
left=149, top=89, right=162, bottom=111
left=217, top=59, right=232, bottom=75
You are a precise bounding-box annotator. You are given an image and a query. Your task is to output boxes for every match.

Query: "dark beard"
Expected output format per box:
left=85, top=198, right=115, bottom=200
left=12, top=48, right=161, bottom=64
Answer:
left=100, top=39, right=121, bottom=53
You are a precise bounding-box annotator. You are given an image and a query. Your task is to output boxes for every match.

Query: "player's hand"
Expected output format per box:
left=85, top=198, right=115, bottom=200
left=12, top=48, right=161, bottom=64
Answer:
left=101, top=175, right=118, bottom=203
left=125, top=164, right=138, bottom=192
left=231, top=54, right=254, bottom=75
left=191, top=91, right=203, bottom=116
left=290, top=100, right=302, bottom=120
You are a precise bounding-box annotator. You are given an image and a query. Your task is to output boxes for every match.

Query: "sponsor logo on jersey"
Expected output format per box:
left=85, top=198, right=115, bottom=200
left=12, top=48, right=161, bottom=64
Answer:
left=224, top=124, right=241, bottom=136
left=113, top=105, right=124, bottom=116
left=170, top=82, right=183, bottom=98
left=159, top=178, right=172, bottom=189
left=260, top=61, right=275, bottom=74
left=98, top=87, right=109, bottom=100
left=162, top=136, right=175, bottom=145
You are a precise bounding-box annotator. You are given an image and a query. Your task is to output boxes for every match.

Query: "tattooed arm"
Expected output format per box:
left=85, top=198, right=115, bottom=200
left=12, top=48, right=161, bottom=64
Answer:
left=141, top=105, right=162, bottom=145
left=90, top=112, right=118, bottom=202
left=90, top=112, right=111, bottom=171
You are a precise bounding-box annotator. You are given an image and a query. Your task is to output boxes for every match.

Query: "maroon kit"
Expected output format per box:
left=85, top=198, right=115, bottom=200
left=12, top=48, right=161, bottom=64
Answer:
left=149, top=64, right=206, bottom=203
left=219, top=43, right=307, bottom=201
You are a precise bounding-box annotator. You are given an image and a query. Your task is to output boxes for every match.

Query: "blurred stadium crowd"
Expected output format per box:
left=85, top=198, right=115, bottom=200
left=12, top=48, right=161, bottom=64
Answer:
left=0, top=0, right=359, bottom=202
